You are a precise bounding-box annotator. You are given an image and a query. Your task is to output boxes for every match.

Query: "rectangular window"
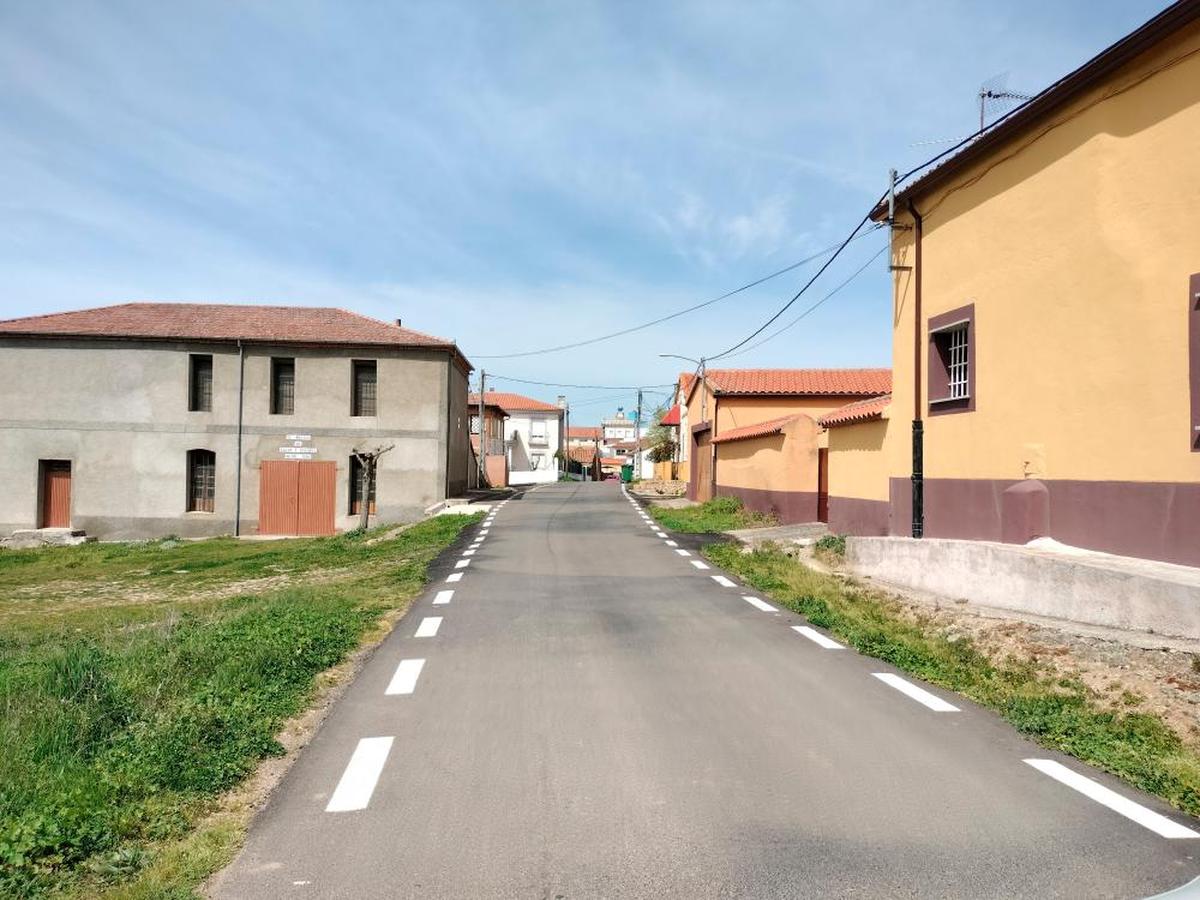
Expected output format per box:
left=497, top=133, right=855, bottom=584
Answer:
left=928, top=303, right=975, bottom=415
left=187, top=449, right=216, bottom=512
left=470, top=414, right=481, bottom=435
left=349, top=456, right=377, bottom=515
left=271, top=357, right=295, bottom=415
left=530, top=419, right=547, bottom=444
left=189, top=354, right=213, bottom=412
left=352, top=361, right=377, bottom=417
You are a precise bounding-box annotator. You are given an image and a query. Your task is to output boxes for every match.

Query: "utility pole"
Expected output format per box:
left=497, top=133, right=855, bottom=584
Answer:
left=477, top=369, right=486, bottom=487
left=634, top=388, right=643, bottom=480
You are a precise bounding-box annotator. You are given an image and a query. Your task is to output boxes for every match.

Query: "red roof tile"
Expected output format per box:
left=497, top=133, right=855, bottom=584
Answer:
left=568, top=446, right=597, bottom=464
left=0, top=302, right=458, bottom=351
left=712, top=414, right=806, bottom=444
left=567, top=426, right=601, bottom=440
left=659, top=404, right=681, bottom=426
left=469, top=391, right=560, bottom=413
left=818, top=394, right=891, bottom=427
left=704, top=368, right=891, bottom=396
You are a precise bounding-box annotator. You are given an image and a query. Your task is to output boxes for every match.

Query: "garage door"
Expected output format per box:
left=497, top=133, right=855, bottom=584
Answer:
left=259, top=460, right=336, bottom=536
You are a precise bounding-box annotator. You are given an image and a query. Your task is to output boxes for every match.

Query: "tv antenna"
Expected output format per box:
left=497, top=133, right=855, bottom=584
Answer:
left=979, top=72, right=1033, bottom=131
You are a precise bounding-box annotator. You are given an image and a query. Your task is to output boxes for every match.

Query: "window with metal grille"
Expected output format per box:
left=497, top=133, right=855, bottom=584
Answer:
left=189, top=354, right=213, bottom=412
left=187, top=449, right=216, bottom=512
left=469, top=414, right=481, bottom=434
left=352, top=361, right=377, bottom=416
left=349, top=456, right=377, bottom=515
left=271, top=358, right=295, bottom=415
left=945, top=325, right=969, bottom=400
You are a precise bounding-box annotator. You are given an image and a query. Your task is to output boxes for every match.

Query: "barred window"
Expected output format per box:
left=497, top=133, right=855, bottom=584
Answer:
left=928, top=304, right=975, bottom=415
left=271, top=358, right=295, bottom=415
left=189, top=354, right=213, bottom=412
left=187, top=449, right=215, bottom=512
left=945, top=325, right=969, bottom=400
left=352, top=361, right=377, bottom=416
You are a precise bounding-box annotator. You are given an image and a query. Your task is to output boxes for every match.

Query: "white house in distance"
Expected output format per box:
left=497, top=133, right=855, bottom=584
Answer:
left=469, top=390, right=564, bottom=485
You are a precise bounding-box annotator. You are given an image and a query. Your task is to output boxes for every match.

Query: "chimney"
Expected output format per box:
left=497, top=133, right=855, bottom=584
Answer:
left=394, top=318, right=402, bottom=327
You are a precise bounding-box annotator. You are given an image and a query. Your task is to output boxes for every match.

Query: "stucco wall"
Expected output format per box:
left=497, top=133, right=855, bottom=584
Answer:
left=827, top=417, right=890, bottom=502
left=716, top=396, right=866, bottom=433
left=715, top=416, right=821, bottom=523
left=0, top=338, right=457, bottom=538
left=881, top=21, right=1200, bottom=563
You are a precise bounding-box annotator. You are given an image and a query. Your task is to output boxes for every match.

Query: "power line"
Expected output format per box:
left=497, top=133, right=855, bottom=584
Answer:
left=720, top=244, right=889, bottom=360
left=488, top=374, right=675, bottom=391
left=706, top=218, right=885, bottom=361
left=468, top=231, right=881, bottom=360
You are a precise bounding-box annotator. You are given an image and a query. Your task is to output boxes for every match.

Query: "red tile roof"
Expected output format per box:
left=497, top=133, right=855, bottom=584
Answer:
left=568, top=446, right=597, bottom=465
left=659, top=404, right=681, bottom=426
left=819, top=394, right=892, bottom=428
left=469, top=391, right=560, bottom=413
left=704, top=368, right=891, bottom=397
left=0, top=302, right=458, bottom=351
left=567, top=426, right=601, bottom=440
left=678, top=372, right=697, bottom=398
left=711, top=414, right=805, bottom=444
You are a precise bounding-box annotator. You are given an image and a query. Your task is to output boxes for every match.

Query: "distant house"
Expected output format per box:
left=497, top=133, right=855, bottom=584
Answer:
left=681, top=368, right=892, bottom=522
left=0, top=303, right=473, bottom=539
left=469, top=390, right=564, bottom=485
left=567, top=426, right=602, bottom=444
left=825, top=0, right=1200, bottom=566
left=470, top=395, right=509, bottom=488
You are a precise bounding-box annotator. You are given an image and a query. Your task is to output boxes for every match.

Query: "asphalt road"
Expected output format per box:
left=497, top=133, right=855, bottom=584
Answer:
left=213, top=481, right=1200, bottom=899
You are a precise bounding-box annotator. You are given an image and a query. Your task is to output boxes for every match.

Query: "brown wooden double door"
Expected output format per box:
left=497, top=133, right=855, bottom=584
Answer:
left=259, top=460, right=336, bottom=536
left=39, top=460, right=72, bottom=528
left=692, top=430, right=713, bottom=503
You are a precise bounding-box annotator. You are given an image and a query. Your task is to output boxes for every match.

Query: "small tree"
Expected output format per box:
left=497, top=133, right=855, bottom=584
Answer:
left=352, top=444, right=394, bottom=531
left=646, top=407, right=677, bottom=465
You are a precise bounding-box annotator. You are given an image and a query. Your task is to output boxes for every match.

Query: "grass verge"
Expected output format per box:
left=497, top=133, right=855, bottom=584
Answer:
left=649, top=497, right=776, bottom=533
left=0, top=513, right=480, bottom=898
left=706, top=541, right=1200, bottom=819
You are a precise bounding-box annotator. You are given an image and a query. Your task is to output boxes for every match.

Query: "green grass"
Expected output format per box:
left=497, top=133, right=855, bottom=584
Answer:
left=648, top=496, right=776, bottom=533
left=0, top=514, right=479, bottom=898
left=706, top=542, right=1200, bottom=818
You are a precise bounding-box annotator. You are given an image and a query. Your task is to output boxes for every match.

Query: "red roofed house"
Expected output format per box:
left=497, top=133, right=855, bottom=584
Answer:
left=469, top=389, right=564, bottom=485
left=469, top=394, right=509, bottom=488
left=818, top=394, right=893, bottom=535
left=0, top=303, right=474, bottom=539
left=681, top=367, right=892, bottom=523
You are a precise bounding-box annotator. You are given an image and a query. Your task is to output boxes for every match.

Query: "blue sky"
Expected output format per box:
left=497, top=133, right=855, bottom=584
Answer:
left=0, top=0, right=1166, bottom=420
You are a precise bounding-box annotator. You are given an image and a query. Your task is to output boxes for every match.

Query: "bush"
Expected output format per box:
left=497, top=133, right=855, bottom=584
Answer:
left=814, top=534, right=847, bottom=559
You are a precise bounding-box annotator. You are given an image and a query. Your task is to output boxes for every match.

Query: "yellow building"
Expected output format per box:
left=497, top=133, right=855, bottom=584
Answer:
left=680, top=368, right=891, bottom=522
left=831, top=0, right=1200, bottom=566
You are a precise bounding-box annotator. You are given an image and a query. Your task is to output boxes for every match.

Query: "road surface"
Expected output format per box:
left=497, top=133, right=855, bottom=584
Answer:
left=214, top=481, right=1200, bottom=899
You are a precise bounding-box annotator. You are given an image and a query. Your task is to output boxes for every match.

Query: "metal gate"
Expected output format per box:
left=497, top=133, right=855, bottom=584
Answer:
left=259, top=460, right=336, bottom=536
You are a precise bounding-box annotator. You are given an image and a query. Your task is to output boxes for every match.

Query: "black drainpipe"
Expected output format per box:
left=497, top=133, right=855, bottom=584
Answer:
left=907, top=200, right=924, bottom=539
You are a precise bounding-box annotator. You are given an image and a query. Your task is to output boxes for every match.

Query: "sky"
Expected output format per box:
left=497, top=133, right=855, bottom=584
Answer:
left=0, top=0, right=1168, bottom=421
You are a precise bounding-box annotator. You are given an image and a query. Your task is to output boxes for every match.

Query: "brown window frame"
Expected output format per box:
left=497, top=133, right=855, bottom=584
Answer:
left=188, top=354, right=213, bottom=412
left=928, top=303, right=975, bottom=416
left=1190, top=273, right=1200, bottom=452
left=349, top=455, right=377, bottom=515
left=186, top=449, right=216, bottom=513
left=271, top=357, right=295, bottom=416
left=352, top=360, right=378, bottom=417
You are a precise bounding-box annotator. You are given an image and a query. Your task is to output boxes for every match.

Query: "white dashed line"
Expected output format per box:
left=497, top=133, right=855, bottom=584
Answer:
left=690, top=560, right=710, bottom=570
left=325, top=737, right=393, bottom=812
left=445, top=572, right=463, bottom=583
left=712, top=575, right=736, bottom=588
left=792, top=625, right=844, bottom=649
left=415, top=616, right=443, bottom=638
left=743, top=595, right=776, bottom=612
left=872, top=673, right=959, bottom=712
left=674, top=548, right=691, bottom=557
left=462, top=549, right=476, bottom=556
left=454, top=559, right=470, bottom=569
left=385, top=658, right=426, bottom=694
left=433, top=590, right=454, bottom=605
left=665, top=540, right=678, bottom=546
left=480, top=529, right=490, bottom=536
left=1024, top=759, right=1199, bottom=839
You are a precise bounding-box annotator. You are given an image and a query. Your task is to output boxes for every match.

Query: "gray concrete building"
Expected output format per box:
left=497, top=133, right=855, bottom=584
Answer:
left=0, top=303, right=473, bottom=539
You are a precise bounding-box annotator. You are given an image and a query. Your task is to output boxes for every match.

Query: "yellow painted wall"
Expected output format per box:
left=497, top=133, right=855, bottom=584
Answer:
left=715, top=416, right=820, bottom=493
left=827, top=417, right=890, bottom=502
left=716, top=396, right=864, bottom=433
left=886, top=20, right=1200, bottom=486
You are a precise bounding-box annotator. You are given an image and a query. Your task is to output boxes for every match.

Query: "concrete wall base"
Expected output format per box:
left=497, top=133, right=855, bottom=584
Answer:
left=846, top=536, right=1200, bottom=639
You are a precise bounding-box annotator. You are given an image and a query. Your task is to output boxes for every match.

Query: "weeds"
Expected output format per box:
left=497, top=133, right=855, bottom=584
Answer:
left=649, top=496, right=776, bottom=533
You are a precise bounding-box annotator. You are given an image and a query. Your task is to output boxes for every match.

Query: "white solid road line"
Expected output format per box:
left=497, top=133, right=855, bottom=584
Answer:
left=872, top=673, right=960, bottom=712
left=792, top=625, right=844, bottom=649
left=454, top=559, right=471, bottom=569
left=674, top=548, right=691, bottom=557
left=712, top=575, right=736, bottom=588
left=325, top=737, right=394, bottom=812
left=743, top=595, right=777, bottom=612
left=433, top=590, right=454, bottom=605
left=690, top=560, right=710, bottom=570
left=445, top=572, right=463, bottom=583
left=385, top=658, right=426, bottom=694
left=415, top=616, right=443, bottom=638
left=1024, top=759, right=1200, bottom=839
